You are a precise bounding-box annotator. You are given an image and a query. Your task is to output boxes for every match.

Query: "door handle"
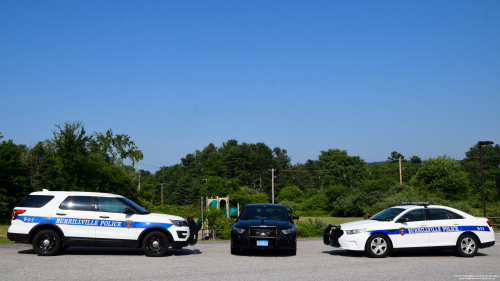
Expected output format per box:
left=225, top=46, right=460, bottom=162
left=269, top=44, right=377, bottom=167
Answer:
left=453, top=222, right=460, bottom=225
left=99, top=216, right=109, bottom=218
left=56, top=213, right=66, bottom=216
left=419, top=223, right=427, bottom=226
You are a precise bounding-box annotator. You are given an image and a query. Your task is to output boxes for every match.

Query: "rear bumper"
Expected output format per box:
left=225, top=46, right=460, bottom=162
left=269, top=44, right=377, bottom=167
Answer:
left=7, top=232, right=29, bottom=244
left=481, top=241, right=495, bottom=248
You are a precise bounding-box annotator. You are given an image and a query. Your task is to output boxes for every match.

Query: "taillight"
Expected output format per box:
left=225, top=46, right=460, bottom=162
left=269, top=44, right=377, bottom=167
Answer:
left=487, top=221, right=492, bottom=228
left=12, top=209, right=25, bottom=220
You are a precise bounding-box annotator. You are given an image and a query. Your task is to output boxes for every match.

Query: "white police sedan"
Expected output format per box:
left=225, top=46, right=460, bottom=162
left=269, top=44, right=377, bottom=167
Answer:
left=323, top=202, right=495, bottom=258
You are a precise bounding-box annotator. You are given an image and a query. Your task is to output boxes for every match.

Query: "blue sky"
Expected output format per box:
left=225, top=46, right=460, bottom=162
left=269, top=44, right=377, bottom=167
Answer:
left=1, top=1, right=499, bottom=171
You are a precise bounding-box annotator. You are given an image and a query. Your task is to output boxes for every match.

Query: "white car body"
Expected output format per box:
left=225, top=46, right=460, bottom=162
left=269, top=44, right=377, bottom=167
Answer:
left=324, top=204, right=495, bottom=256
left=8, top=190, right=197, bottom=252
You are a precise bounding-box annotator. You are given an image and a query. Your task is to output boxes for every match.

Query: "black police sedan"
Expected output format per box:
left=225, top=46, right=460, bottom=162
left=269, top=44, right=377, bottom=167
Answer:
left=230, top=204, right=299, bottom=255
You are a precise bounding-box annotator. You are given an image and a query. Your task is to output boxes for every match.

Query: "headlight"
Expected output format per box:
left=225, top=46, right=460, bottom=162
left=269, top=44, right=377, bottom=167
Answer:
left=232, top=226, right=245, bottom=234
left=345, top=228, right=367, bottom=235
left=281, top=228, right=295, bottom=235
left=171, top=220, right=188, bottom=227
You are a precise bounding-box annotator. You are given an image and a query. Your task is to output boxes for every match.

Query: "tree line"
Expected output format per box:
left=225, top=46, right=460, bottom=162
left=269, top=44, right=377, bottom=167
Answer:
left=1, top=121, right=499, bottom=222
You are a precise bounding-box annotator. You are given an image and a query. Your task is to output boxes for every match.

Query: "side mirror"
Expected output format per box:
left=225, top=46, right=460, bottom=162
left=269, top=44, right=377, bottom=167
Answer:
left=396, top=217, right=409, bottom=223
left=230, top=214, right=238, bottom=219
left=123, top=208, right=135, bottom=215
left=291, top=215, right=299, bottom=220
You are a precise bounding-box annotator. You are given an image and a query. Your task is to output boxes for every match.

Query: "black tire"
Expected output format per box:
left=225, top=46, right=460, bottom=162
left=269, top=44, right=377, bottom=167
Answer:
left=231, top=246, right=240, bottom=255
left=365, top=234, right=390, bottom=258
left=142, top=231, right=169, bottom=257
left=32, top=229, right=61, bottom=256
left=456, top=234, right=478, bottom=257
left=287, top=249, right=296, bottom=256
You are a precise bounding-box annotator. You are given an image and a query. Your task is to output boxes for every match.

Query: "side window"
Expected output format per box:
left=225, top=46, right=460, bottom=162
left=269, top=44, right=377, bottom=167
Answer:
left=98, top=197, right=128, bottom=213
left=447, top=210, right=463, bottom=219
left=17, top=195, right=54, bottom=208
left=404, top=209, right=426, bottom=222
left=429, top=209, right=449, bottom=220
left=60, top=196, right=93, bottom=211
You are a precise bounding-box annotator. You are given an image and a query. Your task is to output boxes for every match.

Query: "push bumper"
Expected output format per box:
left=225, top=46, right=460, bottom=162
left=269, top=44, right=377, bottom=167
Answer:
left=323, top=224, right=342, bottom=248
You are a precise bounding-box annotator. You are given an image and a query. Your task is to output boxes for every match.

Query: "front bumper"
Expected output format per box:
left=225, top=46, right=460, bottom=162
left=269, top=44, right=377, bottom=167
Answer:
left=231, top=228, right=296, bottom=250
left=323, top=224, right=366, bottom=251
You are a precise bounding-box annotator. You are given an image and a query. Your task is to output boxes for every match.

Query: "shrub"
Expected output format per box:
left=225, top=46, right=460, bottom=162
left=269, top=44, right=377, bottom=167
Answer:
left=296, top=218, right=327, bottom=238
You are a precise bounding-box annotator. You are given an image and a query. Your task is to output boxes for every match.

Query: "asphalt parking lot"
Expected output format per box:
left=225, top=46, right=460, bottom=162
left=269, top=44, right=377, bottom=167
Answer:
left=0, top=233, right=499, bottom=281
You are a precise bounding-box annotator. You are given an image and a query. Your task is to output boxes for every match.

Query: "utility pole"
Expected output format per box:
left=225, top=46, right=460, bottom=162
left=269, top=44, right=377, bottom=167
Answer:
left=271, top=169, right=275, bottom=204
left=160, top=183, right=164, bottom=205
left=393, top=157, right=404, bottom=184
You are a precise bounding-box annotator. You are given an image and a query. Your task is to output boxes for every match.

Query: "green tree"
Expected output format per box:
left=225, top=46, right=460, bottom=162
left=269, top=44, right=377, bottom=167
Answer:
left=277, top=185, right=304, bottom=203
left=200, top=176, right=240, bottom=197
left=388, top=151, right=406, bottom=162
left=252, top=192, right=269, bottom=203
left=0, top=140, right=30, bottom=220
left=317, top=149, right=366, bottom=188
left=410, top=155, right=471, bottom=201
left=410, top=156, right=422, bottom=164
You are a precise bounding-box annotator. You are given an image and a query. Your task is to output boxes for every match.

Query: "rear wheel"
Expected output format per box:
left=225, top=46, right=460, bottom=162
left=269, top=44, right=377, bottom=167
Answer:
left=456, top=234, right=478, bottom=257
left=32, top=230, right=61, bottom=256
left=365, top=234, right=390, bottom=258
left=143, top=231, right=169, bottom=257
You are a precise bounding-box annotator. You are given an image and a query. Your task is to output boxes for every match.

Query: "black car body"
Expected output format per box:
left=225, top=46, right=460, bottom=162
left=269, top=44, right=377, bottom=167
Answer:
left=230, top=204, right=299, bottom=255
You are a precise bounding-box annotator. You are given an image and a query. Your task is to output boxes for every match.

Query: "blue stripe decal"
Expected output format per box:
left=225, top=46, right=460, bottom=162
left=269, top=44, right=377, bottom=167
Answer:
left=17, top=216, right=172, bottom=229
left=367, top=225, right=490, bottom=236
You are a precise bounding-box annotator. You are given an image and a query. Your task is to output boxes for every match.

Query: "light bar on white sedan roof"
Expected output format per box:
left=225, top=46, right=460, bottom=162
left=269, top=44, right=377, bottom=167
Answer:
left=402, top=202, right=429, bottom=206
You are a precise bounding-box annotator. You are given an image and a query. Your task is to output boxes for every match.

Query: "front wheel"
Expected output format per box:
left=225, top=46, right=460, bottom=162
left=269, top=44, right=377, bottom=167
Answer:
left=143, top=231, right=169, bottom=257
left=456, top=234, right=478, bottom=257
left=365, top=234, right=390, bottom=258
left=32, top=230, right=61, bottom=256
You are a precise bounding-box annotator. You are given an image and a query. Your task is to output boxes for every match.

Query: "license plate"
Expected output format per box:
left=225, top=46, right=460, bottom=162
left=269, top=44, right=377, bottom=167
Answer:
left=256, top=240, right=268, bottom=246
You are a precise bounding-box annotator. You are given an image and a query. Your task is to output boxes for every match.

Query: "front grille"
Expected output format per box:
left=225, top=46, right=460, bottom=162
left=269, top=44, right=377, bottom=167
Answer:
left=250, top=226, right=277, bottom=238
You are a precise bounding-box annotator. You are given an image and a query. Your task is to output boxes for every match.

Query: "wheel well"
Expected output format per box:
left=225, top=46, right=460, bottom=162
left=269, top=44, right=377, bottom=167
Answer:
left=458, top=232, right=481, bottom=246
left=28, top=224, right=64, bottom=244
left=137, top=227, right=173, bottom=248
left=366, top=232, right=393, bottom=251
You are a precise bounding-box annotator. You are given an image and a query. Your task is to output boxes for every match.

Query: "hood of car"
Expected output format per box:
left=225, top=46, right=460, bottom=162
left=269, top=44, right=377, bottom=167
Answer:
left=146, top=213, right=185, bottom=222
left=235, top=219, right=294, bottom=229
left=340, top=219, right=392, bottom=230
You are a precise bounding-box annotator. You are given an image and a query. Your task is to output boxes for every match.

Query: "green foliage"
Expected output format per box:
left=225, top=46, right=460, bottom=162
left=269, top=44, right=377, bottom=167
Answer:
left=410, top=155, right=470, bottom=201
left=302, top=193, right=329, bottom=211
left=229, top=186, right=252, bottom=208
left=200, top=176, right=240, bottom=197
left=296, top=218, right=327, bottom=238
left=252, top=192, right=269, bottom=203
left=388, top=151, right=406, bottom=162
left=317, top=149, right=366, bottom=188
left=277, top=185, right=303, bottom=203
left=0, top=140, right=30, bottom=220
left=203, top=207, right=233, bottom=240
left=410, top=155, right=422, bottom=164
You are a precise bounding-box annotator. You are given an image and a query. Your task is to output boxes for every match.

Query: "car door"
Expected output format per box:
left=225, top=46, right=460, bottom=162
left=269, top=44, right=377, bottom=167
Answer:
left=426, top=208, right=462, bottom=247
left=394, top=208, right=429, bottom=248
left=95, top=197, right=138, bottom=246
left=52, top=195, right=96, bottom=246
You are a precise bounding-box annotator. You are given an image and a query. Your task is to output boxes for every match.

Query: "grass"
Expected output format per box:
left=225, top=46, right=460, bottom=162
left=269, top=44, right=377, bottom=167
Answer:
left=301, top=217, right=363, bottom=226
left=0, top=225, right=14, bottom=244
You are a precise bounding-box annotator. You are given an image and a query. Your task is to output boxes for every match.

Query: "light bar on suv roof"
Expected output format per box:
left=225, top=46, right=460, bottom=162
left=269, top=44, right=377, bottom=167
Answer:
left=402, top=202, right=429, bottom=207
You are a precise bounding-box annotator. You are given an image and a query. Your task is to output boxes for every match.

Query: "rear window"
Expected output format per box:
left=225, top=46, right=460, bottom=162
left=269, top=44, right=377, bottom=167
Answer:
left=17, top=195, right=55, bottom=208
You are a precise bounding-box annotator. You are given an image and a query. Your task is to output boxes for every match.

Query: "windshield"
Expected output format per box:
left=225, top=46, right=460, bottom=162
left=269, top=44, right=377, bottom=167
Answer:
left=370, top=207, right=405, bottom=221
left=120, top=197, right=150, bottom=214
left=240, top=207, right=288, bottom=220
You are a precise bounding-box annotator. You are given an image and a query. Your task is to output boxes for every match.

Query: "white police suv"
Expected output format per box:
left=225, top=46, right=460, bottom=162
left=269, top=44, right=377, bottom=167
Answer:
left=323, top=202, right=495, bottom=258
left=7, top=190, right=197, bottom=256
